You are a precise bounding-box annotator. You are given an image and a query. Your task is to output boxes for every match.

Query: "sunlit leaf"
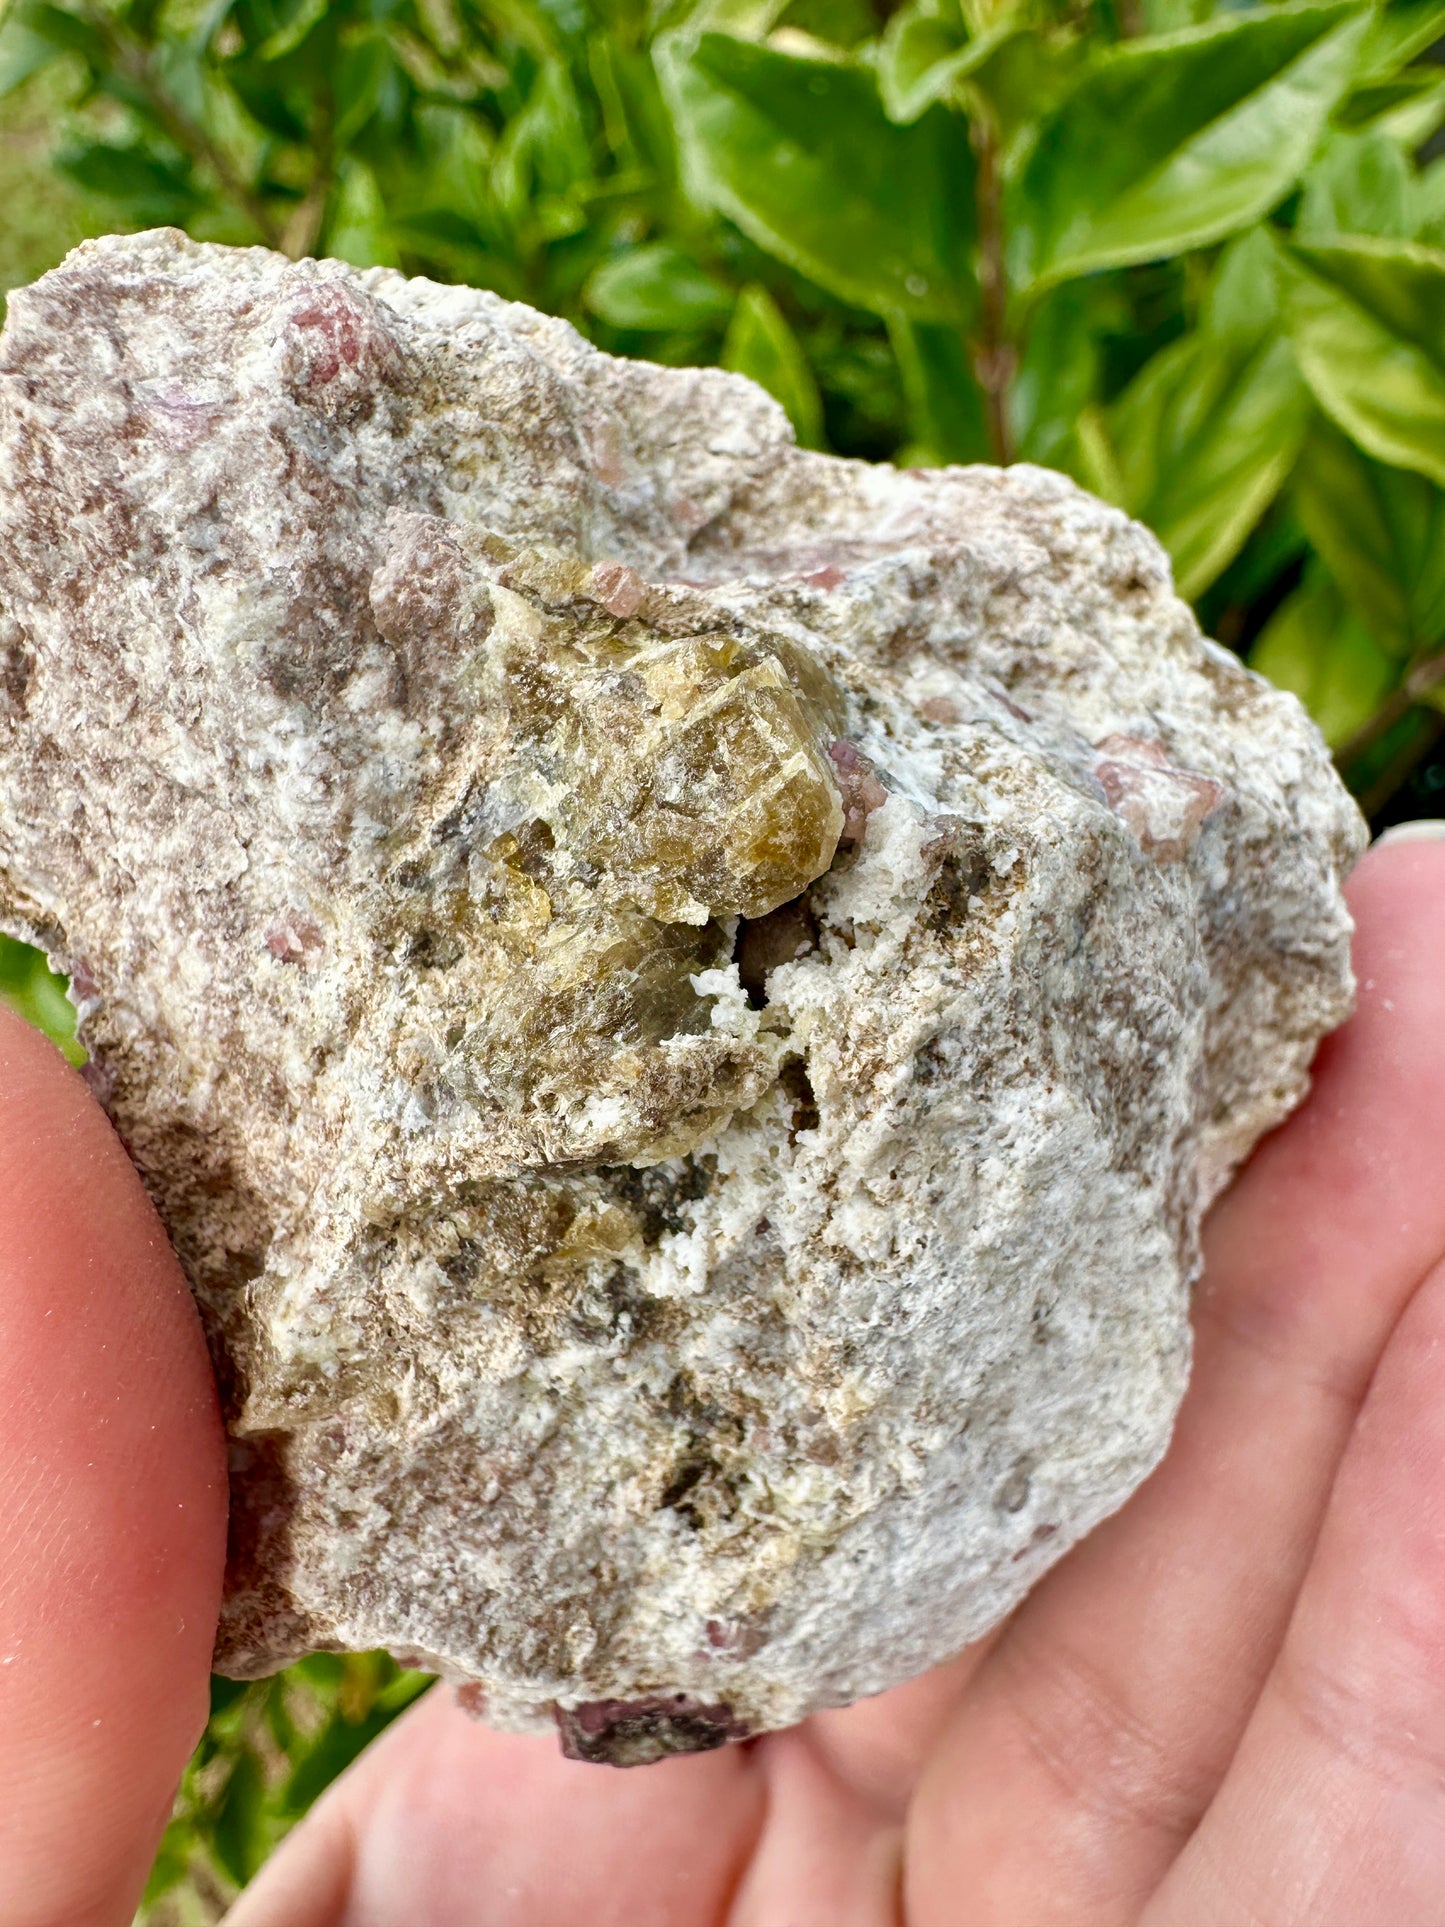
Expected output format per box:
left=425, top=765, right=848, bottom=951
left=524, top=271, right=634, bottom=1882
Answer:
left=140, top=1820, right=198, bottom=1906
left=0, top=936, right=82, bottom=1060
left=0, top=18, right=60, bottom=98
left=722, top=281, right=826, bottom=445
left=1292, top=415, right=1445, bottom=656
left=1010, top=276, right=1126, bottom=472
left=1014, top=1, right=1368, bottom=289
left=256, top=0, right=328, bottom=60
left=1283, top=234, right=1445, bottom=486
left=875, top=0, right=1020, bottom=124
left=888, top=314, right=990, bottom=463
left=1249, top=562, right=1398, bottom=747
left=492, top=59, right=594, bottom=225
left=289, top=1651, right=348, bottom=1691
left=325, top=156, right=400, bottom=269
left=586, top=239, right=733, bottom=326
left=656, top=30, right=977, bottom=321
left=1335, top=67, right=1445, bottom=144
left=1297, top=128, right=1414, bottom=240
left=1141, top=0, right=1217, bottom=28
left=1110, top=229, right=1313, bottom=597
left=372, top=1667, right=435, bottom=1718
left=1418, top=159, right=1445, bottom=248
left=1352, top=0, right=1445, bottom=80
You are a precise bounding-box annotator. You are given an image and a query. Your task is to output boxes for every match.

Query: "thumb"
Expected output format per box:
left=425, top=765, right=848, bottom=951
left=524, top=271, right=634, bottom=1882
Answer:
left=0, top=1008, right=227, bottom=1927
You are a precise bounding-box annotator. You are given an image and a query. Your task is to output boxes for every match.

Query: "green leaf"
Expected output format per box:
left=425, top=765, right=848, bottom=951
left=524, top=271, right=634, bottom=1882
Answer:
left=210, top=1751, right=271, bottom=1887
left=333, top=37, right=396, bottom=147
left=1335, top=68, right=1445, bottom=144
left=1249, top=563, right=1398, bottom=747
left=1110, top=229, right=1313, bottom=597
left=56, top=139, right=197, bottom=222
left=888, top=314, right=990, bottom=463
left=590, top=35, right=678, bottom=179
left=1283, top=235, right=1445, bottom=486
left=492, top=60, right=594, bottom=226
left=1141, top=0, right=1217, bottom=29
left=1196, top=496, right=1311, bottom=629
left=0, top=936, right=33, bottom=995
left=226, top=66, right=311, bottom=142
left=289, top=1652, right=349, bottom=1691
left=875, top=0, right=1019, bottom=125
left=1292, top=415, right=1445, bottom=655
left=372, top=1667, right=435, bottom=1718
left=281, top=1703, right=400, bottom=1817
left=656, top=30, right=977, bottom=321
left=256, top=0, right=330, bottom=61
left=12, top=0, right=108, bottom=64
left=208, top=1673, right=251, bottom=1719
left=1014, top=1, right=1369, bottom=290
left=722, top=282, right=826, bottom=444
left=1352, top=0, right=1445, bottom=80
left=0, top=938, right=82, bottom=1061
left=0, top=18, right=61, bottom=98
left=325, top=156, right=400, bottom=269
left=1419, top=159, right=1445, bottom=248
left=586, top=240, right=733, bottom=327
left=1073, top=402, right=1127, bottom=506
left=1011, top=277, right=1123, bottom=472
left=140, top=1819, right=198, bottom=1906
left=1298, top=129, right=1414, bottom=240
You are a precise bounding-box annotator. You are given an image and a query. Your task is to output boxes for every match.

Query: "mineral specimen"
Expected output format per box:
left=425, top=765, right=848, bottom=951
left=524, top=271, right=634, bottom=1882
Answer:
left=0, top=230, right=1364, bottom=1762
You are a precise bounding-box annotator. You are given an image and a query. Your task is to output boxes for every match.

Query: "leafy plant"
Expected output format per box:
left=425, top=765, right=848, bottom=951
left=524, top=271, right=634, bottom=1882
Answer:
left=0, top=934, right=82, bottom=1054
left=1, top=0, right=1444, bottom=1910
left=653, top=0, right=1445, bottom=810
left=141, top=1655, right=434, bottom=1920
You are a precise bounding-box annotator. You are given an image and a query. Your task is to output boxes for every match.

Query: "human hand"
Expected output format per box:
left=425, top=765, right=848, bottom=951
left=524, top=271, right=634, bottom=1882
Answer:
left=4, top=831, right=1444, bottom=1927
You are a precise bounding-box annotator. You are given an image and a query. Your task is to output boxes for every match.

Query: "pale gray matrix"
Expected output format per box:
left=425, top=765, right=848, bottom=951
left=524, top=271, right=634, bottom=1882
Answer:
left=0, top=231, right=1364, bottom=1764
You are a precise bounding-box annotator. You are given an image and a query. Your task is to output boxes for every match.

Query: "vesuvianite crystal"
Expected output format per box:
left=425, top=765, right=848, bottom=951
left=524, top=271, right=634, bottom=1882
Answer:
left=0, top=231, right=1365, bottom=1765
left=371, top=515, right=847, bottom=1167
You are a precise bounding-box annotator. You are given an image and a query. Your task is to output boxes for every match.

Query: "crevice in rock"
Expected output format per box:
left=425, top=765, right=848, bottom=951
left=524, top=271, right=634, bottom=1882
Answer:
left=779, top=1058, right=819, bottom=1138
left=733, top=893, right=819, bottom=1008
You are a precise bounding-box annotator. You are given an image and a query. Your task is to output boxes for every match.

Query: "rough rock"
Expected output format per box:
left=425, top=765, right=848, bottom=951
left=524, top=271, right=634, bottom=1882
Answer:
left=0, top=230, right=1365, bottom=1761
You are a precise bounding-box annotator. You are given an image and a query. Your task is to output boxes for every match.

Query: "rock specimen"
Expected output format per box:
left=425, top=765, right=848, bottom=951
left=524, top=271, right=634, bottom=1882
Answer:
left=0, top=230, right=1364, bottom=1762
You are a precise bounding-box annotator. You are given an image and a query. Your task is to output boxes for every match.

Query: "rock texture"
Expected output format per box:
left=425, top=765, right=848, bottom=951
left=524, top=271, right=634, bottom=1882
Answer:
left=0, top=230, right=1364, bottom=1761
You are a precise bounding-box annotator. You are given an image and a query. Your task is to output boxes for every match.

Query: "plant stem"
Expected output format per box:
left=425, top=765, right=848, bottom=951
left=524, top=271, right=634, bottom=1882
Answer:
left=971, top=112, right=1013, bottom=466
left=79, top=3, right=284, bottom=250
left=1335, top=648, right=1445, bottom=772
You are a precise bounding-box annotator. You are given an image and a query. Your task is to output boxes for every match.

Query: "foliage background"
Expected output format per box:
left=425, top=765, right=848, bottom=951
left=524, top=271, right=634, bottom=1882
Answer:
left=1, top=0, right=1443, bottom=1911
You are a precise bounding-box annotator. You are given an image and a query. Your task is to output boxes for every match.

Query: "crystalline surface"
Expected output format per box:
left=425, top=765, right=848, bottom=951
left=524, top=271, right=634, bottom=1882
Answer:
left=0, top=231, right=1365, bottom=1761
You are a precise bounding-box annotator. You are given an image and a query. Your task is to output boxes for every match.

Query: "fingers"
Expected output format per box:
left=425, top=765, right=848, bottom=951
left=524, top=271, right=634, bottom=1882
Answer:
left=229, top=1683, right=767, bottom=1927
left=1145, top=1248, right=1445, bottom=1927
left=804, top=1644, right=996, bottom=1819
left=904, top=836, right=1445, bottom=1926
left=725, top=1728, right=904, bottom=1927
left=0, top=1010, right=227, bottom=1927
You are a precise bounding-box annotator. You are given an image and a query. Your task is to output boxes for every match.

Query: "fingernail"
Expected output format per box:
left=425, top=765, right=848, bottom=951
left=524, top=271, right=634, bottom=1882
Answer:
left=1376, top=819, right=1445, bottom=845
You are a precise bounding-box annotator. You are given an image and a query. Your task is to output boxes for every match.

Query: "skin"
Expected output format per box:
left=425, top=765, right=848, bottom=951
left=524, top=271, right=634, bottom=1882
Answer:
left=1, top=834, right=1443, bottom=1927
